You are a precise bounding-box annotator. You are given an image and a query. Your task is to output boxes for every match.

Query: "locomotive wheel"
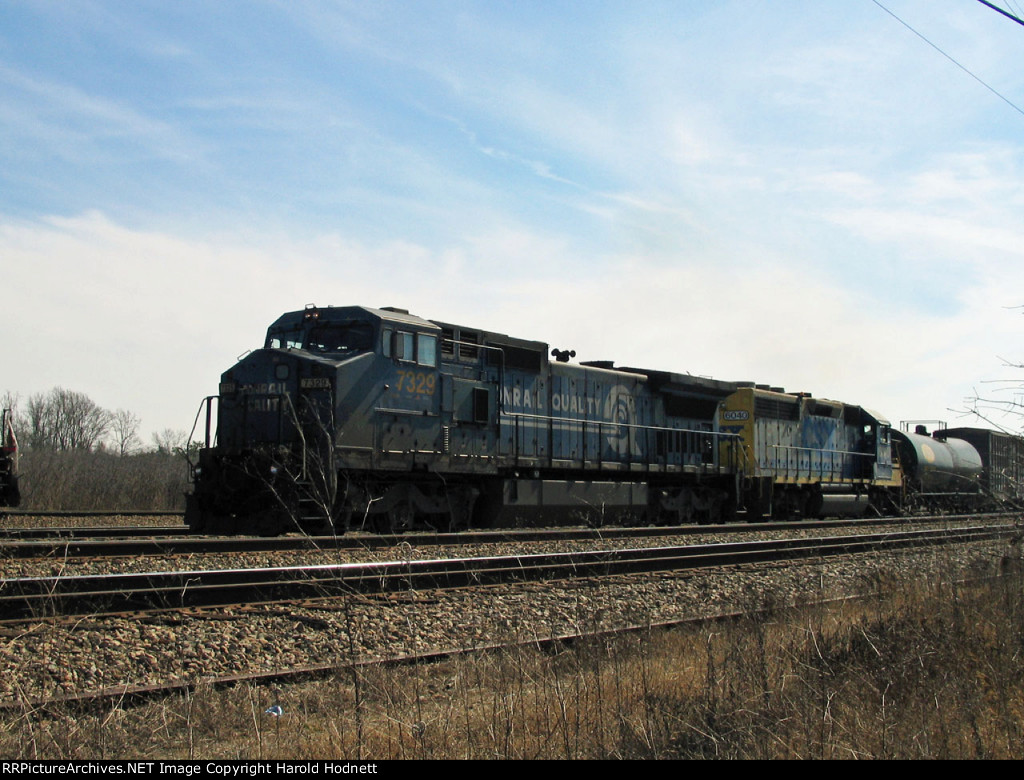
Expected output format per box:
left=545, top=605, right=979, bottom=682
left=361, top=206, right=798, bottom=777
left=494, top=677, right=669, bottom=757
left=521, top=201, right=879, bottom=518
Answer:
left=370, top=514, right=393, bottom=534
left=803, top=487, right=824, bottom=519
left=444, top=507, right=467, bottom=532
left=374, top=503, right=414, bottom=534
left=718, top=492, right=737, bottom=524
left=772, top=488, right=797, bottom=520
left=744, top=482, right=772, bottom=522
left=702, top=490, right=725, bottom=525
left=745, top=489, right=770, bottom=520
left=329, top=505, right=352, bottom=535
left=443, top=485, right=478, bottom=532
left=252, top=508, right=284, bottom=537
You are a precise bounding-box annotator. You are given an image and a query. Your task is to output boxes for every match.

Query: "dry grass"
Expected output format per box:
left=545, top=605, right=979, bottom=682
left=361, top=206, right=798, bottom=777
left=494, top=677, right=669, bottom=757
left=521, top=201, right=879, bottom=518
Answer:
left=10, top=449, right=188, bottom=513
left=2, top=556, right=1022, bottom=760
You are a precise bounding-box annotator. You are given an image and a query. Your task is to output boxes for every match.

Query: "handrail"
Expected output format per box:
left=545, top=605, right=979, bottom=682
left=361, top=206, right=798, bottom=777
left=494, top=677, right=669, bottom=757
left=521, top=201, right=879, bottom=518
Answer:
left=766, top=442, right=876, bottom=481
left=186, top=392, right=310, bottom=479
left=500, top=410, right=740, bottom=470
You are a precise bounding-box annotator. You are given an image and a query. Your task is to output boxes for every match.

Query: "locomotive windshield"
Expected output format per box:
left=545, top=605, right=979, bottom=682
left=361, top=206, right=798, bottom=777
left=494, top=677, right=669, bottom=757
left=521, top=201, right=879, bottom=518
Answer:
left=265, top=320, right=374, bottom=355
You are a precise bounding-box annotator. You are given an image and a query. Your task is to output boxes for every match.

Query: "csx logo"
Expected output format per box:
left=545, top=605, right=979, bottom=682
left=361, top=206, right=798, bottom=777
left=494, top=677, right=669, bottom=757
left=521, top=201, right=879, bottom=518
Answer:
left=722, top=410, right=750, bottom=421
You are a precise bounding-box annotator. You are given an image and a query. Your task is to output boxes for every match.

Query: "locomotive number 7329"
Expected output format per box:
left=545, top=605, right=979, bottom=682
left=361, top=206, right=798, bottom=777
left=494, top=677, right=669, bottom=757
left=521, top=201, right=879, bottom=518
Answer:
left=394, top=370, right=437, bottom=396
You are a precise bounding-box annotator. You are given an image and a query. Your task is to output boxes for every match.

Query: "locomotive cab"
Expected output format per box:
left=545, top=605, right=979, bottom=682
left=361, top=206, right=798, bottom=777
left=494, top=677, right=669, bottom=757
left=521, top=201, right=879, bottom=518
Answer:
left=186, top=305, right=446, bottom=534
left=858, top=409, right=894, bottom=483
left=720, top=386, right=899, bottom=519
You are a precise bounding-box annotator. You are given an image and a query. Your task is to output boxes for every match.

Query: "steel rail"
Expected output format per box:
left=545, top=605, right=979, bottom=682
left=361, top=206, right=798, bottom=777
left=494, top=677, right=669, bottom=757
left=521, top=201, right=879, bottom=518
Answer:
left=0, top=574, right=882, bottom=714
left=1, top=512, right=1017, bottom=558
left=0, top=510, right=181, bottom=518
left=0, top=525, right=189, bottom=541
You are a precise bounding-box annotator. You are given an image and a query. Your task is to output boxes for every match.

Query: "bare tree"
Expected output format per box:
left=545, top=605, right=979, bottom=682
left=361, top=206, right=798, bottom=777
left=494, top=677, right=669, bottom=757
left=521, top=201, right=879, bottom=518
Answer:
left=152, top=428, right=189, bottom=456
left=959, top=307, right=1024, bottom=432
left=26, top=387, right=111, bottom=451
left=110, top=408, right=143, bottom=457
left=962, top=359, right=1024, bottom=433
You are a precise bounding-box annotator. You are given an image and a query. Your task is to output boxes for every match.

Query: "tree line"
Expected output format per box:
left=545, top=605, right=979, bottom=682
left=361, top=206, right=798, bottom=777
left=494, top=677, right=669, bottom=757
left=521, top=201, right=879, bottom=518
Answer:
left=2, top=387, right=191, bottom=511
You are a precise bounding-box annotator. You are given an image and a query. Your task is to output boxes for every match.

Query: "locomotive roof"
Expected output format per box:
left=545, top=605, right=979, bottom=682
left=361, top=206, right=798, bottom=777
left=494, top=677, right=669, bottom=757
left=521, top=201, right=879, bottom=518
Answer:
left=727, top=383, right=892, bottom=424
left=862, top=408, right=890, bottom=425
left=617, top=366, right=738, bottom=398
left=268, top=305, right=441, bottom=331
left=429, top=318, right=547, bottom=351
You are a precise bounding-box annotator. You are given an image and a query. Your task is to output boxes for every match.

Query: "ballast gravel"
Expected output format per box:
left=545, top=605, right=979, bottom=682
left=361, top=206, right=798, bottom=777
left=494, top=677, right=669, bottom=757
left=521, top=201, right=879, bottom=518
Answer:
left=0, top=520, right=1020, bottom=704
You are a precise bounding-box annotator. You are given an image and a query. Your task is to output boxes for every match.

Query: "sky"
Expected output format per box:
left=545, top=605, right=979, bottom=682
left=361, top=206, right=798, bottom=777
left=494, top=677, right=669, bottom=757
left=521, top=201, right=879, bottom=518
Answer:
left=2, top=0, right=1024, bottom=444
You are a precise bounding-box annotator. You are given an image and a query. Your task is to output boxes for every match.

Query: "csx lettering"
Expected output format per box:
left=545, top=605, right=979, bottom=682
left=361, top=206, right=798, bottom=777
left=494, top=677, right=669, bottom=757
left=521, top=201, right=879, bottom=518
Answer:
left=395, top=370, right=436, bottom=396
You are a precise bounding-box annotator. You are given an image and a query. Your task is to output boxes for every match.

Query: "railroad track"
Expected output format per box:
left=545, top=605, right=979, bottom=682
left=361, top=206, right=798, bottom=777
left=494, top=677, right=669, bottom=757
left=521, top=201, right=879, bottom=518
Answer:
left=1, top=512, right=1017, bottom=558
left=0, top=525, right=189, bottom=541
left=1, top=596, right=798, bottom=713
left=0, top=580, right=894, bottom=714
left=0, top=509, right=182, bottom=517
left=1, top=524, right=1015, bottom=622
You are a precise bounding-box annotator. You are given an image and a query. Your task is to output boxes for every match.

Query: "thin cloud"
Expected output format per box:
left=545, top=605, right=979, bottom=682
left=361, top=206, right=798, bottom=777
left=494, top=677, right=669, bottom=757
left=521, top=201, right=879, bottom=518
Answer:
left=1, top=1, right=1022, bottom=436
left=0, top=63, right=203, bottom=163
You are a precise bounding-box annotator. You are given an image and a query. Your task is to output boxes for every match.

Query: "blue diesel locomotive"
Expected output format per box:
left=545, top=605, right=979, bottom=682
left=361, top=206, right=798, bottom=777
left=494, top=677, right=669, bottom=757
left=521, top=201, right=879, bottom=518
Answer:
left=186, top=304, right=742, bottom=534
left=185, top=304, right=1015, bottom=535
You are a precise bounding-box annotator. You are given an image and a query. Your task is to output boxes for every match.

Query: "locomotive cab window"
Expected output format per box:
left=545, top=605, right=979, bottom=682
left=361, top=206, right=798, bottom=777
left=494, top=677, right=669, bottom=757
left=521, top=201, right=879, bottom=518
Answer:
left=383, top=330, right=437, bottom=366
left=417, top=334, right=437, bottom=367
left=304, top=322, right=373, bottom=354
left=268, top=321, right=374, bottom=354
left=862, top=424, right=876, bottom=450
left=266, top=328, right=304, bottom=350
left=388, top=331, right=414, bottom=361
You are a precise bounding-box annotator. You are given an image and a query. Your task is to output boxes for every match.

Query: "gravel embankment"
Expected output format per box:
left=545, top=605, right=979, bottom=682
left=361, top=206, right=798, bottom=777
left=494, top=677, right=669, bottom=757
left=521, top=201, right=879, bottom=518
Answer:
left=0, top=517, right=1011, bottom=579
left=1, top=521, right=1019, bottom=705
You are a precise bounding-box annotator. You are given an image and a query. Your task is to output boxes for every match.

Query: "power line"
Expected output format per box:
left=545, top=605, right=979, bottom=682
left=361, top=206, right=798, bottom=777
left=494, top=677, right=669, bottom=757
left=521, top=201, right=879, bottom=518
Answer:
left=976, top=0, right=1024, bottom=28
left=871, top=0, right=1024, bottom=118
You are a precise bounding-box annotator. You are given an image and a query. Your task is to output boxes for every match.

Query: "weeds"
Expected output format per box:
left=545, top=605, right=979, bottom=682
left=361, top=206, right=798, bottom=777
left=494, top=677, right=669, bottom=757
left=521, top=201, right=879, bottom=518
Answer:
left=1, top=560, right=1022, bottom=759
left=8, top=449, right=187, bottom=513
